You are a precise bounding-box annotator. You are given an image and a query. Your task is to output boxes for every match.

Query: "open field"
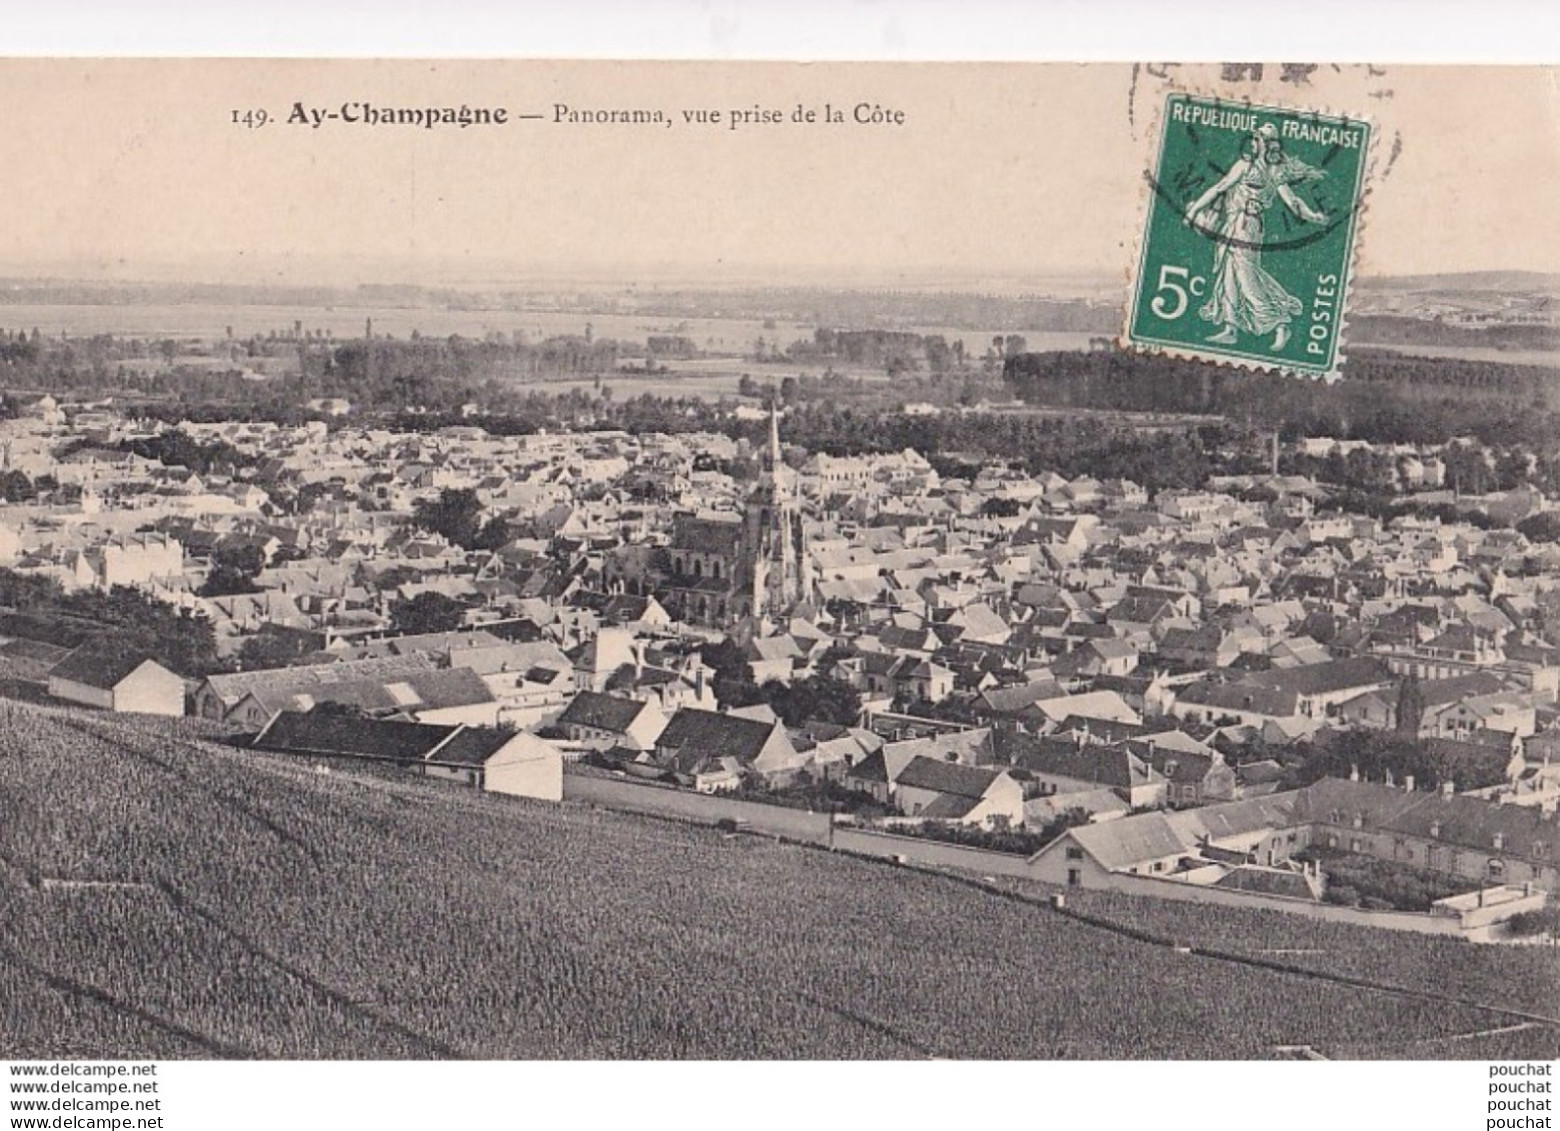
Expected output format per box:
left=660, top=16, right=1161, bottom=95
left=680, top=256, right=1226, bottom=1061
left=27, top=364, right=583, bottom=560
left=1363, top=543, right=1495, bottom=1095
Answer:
left=1365, top=342, right=1560, bottom=369
left=0, top=302, right=1097, bottom=358
left=2, top=702, right=1556, bottom=1059
left=2, top=301, right=1551, bottom=370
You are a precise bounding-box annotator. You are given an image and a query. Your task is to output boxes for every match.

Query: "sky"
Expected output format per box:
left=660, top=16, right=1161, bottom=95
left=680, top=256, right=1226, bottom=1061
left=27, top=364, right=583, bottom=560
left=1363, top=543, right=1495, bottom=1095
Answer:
left=0, top=60, right=1554, bottom=289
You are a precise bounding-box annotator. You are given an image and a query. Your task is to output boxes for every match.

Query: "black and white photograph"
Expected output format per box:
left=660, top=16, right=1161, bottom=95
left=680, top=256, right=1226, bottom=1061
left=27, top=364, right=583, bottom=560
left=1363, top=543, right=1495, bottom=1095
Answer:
left=0, top=37, right=1557, bottom=1115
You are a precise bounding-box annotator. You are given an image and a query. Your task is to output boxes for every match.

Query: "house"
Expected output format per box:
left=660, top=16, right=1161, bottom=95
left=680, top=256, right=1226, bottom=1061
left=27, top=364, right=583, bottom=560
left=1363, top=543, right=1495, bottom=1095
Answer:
left=571, top=627, right=641, bottom=692
left=1422, top=692, right=1537, bottom=743
left=555, top=690, right=668, bottom=751
left=260, top=668, right=502, bottom=728
left=897, top=660, right=956, bottom=704
left=892, top=754, right=1025, bottom=828
left=1157, top=625, right=1243, bottom=670
left=1031, top=776, right=1560, bottom=895
left=1299, top=777, right=1560, bottom=892
left=1337, top=689, right=1397, bottom=731
left=454, top=640, right=578, bottom=714
left=194, top=654, right=438, bottom=722
left=652, top=707, right=804, bottom=788
left=842, top=748, right=896, bottom=805
left=1132, top=738, right=1237, bottom=808
left=1024, top=788, right=1131, bottom=828
left=791, top=722, right=881, bottom=781
left=1051, top=638, right=1139, bottom=680
left=251, top=710, right=563, bottom=800
left=421, top=727, right=565, bottom=800
left=1106, top=593, right=1179, bottom=640
left=1232, top=758, right=1288, bottom=798
left=47, top=649, right=185, bottom=717
left=1031, top=689, right=1142, bottom=729
left=979, top=678, right=1066, bottom=720
left=745, top=634, right=803, bottom=685
left=1029, top=790, right=1311, bottom=888
left=1000, top=731, right=1167, bottom=810
left=1239, top=657, right=1396, bottom=721
left=1168, top=680, right=1301, bottom=728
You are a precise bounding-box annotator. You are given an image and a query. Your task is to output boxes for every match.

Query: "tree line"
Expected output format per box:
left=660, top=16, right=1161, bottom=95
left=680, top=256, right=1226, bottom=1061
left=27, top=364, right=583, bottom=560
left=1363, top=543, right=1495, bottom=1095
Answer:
left=1003, top=349, right=1560, bottom=448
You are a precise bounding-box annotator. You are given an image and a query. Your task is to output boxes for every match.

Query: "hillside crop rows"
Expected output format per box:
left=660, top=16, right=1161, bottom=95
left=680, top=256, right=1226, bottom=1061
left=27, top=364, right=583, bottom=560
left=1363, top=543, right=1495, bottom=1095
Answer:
left=1052, top=887, right=1560, bottom=1032
left=2, top=703, right=1556, bottom=1059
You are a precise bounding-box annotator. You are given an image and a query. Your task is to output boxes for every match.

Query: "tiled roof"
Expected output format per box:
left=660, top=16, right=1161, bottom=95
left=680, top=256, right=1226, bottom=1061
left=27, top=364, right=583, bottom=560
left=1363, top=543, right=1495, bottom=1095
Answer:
left=557, top=691, right=647, bottom=733
left=50, top=648, right=165, bottom=690
left=918, top=792, right=980, bottom=819
left=1066, top=813, right=1188, bottom=870
left=655, top=708, right=774, bottom=764
left=253, top=710, right=458, bottom=762
left=1175, top=680, right=1298, bottom=718
left=430, top=727, right=520, bottom=767
left=204, top=654, right=436, bottom=704
left=894, top=754, right=1001, bottom=799
left=1242, top=656, right=1393, bottom=698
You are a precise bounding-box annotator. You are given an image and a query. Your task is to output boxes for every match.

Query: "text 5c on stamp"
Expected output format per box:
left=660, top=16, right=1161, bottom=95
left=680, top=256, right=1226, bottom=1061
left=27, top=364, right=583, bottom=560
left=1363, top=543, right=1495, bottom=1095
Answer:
left=1124, top=93, right=1372, bottom=380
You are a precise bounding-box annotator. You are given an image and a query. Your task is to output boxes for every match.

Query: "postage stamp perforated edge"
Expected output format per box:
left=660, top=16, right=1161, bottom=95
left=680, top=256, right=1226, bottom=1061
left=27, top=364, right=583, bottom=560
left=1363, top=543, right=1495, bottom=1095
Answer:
left=1117, top=86, right=1381, bottom=384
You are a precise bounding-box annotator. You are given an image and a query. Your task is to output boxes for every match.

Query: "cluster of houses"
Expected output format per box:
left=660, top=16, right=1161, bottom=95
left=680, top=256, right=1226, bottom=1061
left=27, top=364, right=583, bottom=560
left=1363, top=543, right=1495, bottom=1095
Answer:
left=5, top=394, right=1560, bottom=920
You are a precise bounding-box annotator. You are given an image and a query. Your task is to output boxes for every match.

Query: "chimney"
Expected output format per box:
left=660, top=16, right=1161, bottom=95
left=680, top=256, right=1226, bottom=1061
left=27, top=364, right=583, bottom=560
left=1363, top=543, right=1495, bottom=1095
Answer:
left=1404, top=774, right=1415, bottom=793
left=1442, top=780, right=1456, bottom=798
left=1349, top=764, right=1360, bottom=783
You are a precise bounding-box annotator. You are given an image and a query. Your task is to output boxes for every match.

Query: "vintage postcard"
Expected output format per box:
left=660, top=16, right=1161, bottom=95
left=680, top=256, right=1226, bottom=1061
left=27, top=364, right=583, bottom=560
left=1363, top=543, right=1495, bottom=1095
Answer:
left=0, top=59, right=1556, bottom=1086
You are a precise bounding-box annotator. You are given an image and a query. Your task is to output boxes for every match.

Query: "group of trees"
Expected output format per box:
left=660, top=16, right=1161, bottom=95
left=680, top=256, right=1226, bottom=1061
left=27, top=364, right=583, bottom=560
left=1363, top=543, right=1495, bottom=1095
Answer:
left=1312, top=488, right=1509, bottom=534
left=1003, top=348, right=1560, bottom=450
left=0, top=469, right=69, bottom=504
left=1288, top=443, right=1559, bottom=499
left=309, top=332, right=623, bottom=408
left=0, top=568, right=219, bottom=676
left=389, top=591, right=471, bottom=636
left=696, top=638, right=862, bottom=727
left=116, top=429, right=262, bottom=479
left=767, top=401, right=1236, bottom=491
left=885, top=807, right=1089, bottom=856
left=729, top=773, right=891, bottom=817
left=196, top=541, right=267, bottom=598
left=1300, top=847, right=1477, bottom=912
left=775, top=329, right=1006, bottom=377
left=0, top=326, right=630, bottom=421
left=1286, top=728, right=1511, bottom=794
left=409, top=488, right=514, bottom=552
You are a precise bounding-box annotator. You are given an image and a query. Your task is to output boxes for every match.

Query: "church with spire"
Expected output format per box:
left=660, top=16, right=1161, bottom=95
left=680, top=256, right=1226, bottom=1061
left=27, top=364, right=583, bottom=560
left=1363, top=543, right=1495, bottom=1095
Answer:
left=737, top=402, right=810, bottom=628
left=659, top=402, right=812, bottom=630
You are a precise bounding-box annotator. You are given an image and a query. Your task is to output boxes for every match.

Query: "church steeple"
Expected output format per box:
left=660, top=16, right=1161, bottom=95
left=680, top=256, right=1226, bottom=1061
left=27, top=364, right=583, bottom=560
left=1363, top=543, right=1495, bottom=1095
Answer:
left=767, top=399, right=783, bottom=484
left=738, top=398, right=809, bottom=629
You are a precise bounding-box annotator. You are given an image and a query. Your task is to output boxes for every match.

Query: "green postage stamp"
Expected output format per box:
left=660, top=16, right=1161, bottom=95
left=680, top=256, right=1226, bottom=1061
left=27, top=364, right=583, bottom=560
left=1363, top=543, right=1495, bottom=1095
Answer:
left=1125, top=93, right=1372, bottom=380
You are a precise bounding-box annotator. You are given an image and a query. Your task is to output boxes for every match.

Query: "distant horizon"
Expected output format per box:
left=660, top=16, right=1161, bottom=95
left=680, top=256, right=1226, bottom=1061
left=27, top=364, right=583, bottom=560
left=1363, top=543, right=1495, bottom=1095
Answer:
left=0, top=262, right=1554, bottom=300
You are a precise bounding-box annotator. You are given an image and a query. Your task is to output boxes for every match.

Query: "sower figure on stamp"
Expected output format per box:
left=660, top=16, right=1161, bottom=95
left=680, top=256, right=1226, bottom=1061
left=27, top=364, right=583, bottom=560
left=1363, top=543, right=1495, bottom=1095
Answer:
left=1184, top=121, right=1327, bottom=351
